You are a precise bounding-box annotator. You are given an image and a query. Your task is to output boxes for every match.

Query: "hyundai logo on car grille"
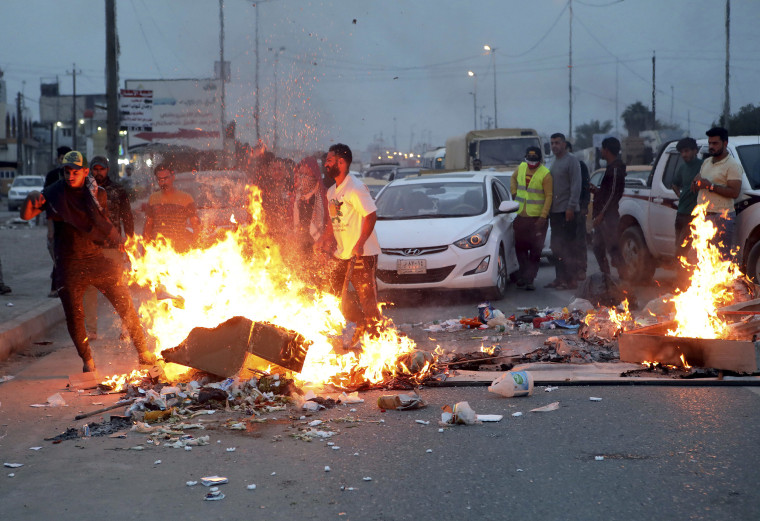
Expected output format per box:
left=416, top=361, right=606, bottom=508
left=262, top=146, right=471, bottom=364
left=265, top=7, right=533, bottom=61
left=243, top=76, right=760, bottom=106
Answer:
left=402, top=248, right=422, bottom=256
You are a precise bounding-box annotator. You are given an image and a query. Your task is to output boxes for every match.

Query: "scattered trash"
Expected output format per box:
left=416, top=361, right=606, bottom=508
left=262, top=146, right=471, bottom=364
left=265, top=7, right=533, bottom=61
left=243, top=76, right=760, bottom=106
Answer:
left=309, top=420, right=323, bottom=427
left=339, top=391, right=364, bottom=404
left=363, top=477, right=372, bottom=481
left=530, top=402, right=560, bottom=413
left=476, top=414, right=503, bottom=422
left=8, top=473, right=15, bottom=477
left=512, top=412, right=523, bottom=417
left=4, top=463, right=23, bottom=468
left=595, top=456, right=605, bottom=461
left=426, top=449, right=433, bottom=453
left=187, top=481, right=198, bottom=486
left=0, top=375, right=15, bottom=384
left=324, top=466, right=331, bottom=472
left=271, top=472, right=276, bottom=476
left=438, top=428, right=444, bottom=433
left=201, top=476, right=229, bottom=486
left=30, top=393, right=67, bottom=408
left=331, top=446, right=340, bottom=450
left=544, top=386, right=559, bottom=392
left=154, top=460, right=162, bottom=465
left=415, top=420, right=430, bottom=425
left=204, top=488, right=225, bottom=501
left=247, top=484, right=257, bottom=490
left=568, top=298, right=595, bottom=313
left=302, top=400, right=323, bottom=412
left=488, top=371, right=534, bottom=398
left=377, top=392, right=426, bottom=410
left=29, top=447, right=42, bottom=451
left=226, top=448, right=236, bottom=452
left=452, top=402, right=477, bottom=425
left=589, top=397, right=603, bottom=402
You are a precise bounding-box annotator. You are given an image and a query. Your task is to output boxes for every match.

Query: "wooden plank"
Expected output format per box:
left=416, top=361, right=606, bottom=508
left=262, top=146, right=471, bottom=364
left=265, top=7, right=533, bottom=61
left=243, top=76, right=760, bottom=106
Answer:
left=619, top=321, right=759, bottom=373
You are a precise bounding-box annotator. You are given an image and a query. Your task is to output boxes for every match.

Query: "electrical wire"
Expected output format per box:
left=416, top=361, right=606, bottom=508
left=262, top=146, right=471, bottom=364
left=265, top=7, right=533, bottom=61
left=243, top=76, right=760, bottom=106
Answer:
left=129, top=0, right=164, bottom=77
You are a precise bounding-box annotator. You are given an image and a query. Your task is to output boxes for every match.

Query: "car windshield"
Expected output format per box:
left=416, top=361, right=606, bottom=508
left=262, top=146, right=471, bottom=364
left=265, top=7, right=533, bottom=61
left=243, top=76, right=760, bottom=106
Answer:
left=13, top=177, right=43, bottom=187
left=626, top=167, right=651, bottom=186
left=479, top=137, right=541, bottom=167
left=376, top=181, right=486, bottom=219
left=736, top=144, right=760, bottom=190
left=364, top=167, right=395, bottom=180
left=175, top=173, right=248, bottom=209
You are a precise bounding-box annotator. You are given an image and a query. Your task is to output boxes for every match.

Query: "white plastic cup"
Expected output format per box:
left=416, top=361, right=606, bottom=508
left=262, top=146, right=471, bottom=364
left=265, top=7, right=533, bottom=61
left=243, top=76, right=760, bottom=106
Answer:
left=488, top=370, right=534, bottom=398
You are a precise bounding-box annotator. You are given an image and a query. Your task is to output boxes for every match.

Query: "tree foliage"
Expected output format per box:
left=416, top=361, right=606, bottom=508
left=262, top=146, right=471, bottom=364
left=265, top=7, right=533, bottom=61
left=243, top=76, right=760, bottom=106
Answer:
left=573, top=119, right=613, bottom=149
left=621, top=101, right=682, bottom=136
left=717, top=104, right=760, bottom=135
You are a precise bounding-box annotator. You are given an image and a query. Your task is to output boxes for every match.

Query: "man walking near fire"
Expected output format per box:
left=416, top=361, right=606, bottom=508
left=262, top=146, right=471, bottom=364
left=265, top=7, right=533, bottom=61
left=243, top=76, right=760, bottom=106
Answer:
left=324, top=143, right=382, bottom=347
left=143, top=162, right=200, bottom=252
left=691, top=127, right=742, bottom=261
left=19, top=151, right=155, bottom=372
left=510, top=146, right=553, bottom=291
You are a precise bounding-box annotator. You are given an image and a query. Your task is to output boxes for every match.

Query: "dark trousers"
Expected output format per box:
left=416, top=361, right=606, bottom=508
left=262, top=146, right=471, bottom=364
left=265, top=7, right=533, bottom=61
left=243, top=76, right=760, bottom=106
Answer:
left=592, top=214, right=622, bottom=274
left=573, top=210, right=589, bottom=278
left=58, top=256, right=147, bottom=363
left=675, top=212, right=694, bottom=260
left=514, top=215, right=548, bottom=284
left=327, top=255, right=381, bottom=330
left=550, top=212, right=578, bottom=284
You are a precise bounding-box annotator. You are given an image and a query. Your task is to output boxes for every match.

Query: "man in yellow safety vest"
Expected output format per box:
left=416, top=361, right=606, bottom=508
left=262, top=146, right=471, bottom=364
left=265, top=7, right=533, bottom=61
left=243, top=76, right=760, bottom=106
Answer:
left=509, top=146, right=553, bottom=291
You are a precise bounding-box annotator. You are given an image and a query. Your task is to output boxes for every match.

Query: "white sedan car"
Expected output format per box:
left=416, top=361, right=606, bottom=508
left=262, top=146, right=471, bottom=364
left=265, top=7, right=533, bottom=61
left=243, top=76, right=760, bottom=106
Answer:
left=374, top=172, right=519, bottom=299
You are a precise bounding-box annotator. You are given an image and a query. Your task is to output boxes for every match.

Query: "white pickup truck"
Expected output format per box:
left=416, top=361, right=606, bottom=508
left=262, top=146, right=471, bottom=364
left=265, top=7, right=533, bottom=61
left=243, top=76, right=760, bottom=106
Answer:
left=616, top=136, right=760, bottom=283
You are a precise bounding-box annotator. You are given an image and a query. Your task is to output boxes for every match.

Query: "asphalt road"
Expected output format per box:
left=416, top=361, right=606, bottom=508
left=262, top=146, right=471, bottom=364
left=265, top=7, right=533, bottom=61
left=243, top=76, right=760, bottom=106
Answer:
left=1, top=197, right=759, bottom=520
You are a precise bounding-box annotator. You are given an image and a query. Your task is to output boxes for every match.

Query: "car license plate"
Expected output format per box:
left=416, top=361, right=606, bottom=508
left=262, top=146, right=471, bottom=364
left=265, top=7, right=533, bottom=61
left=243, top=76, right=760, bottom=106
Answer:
left=397, top=259, right=426, bottom=274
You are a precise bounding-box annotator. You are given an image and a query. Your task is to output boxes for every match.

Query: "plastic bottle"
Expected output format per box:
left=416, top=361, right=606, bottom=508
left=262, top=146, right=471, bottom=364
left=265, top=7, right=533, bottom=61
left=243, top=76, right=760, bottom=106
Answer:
left=488, top=370, right=535, bottom=398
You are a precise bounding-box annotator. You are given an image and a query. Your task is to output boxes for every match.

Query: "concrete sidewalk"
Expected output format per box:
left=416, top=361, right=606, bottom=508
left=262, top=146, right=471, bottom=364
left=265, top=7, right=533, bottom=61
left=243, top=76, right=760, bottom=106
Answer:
left=0, top=220, right=64, bottom=362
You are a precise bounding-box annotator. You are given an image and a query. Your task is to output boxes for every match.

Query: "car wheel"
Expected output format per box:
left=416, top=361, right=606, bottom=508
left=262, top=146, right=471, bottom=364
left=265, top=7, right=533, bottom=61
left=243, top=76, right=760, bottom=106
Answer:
left=617, top=226, right=655, bottom=284
left=744, top=239, right=760, bottom=283
left=484, top=245, right=508, bottom=301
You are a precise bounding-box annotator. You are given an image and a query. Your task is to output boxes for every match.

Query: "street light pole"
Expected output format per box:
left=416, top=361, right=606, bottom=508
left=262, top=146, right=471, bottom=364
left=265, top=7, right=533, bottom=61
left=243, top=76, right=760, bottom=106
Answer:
left=468, top=71, right=477, bottom=130
left=271, top=46, right=285, bottom=153
left=484, top=45, right=497, bottom=128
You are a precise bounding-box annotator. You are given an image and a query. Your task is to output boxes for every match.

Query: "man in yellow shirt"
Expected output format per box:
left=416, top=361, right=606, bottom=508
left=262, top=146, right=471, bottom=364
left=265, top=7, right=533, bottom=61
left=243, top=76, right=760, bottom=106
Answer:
left=510, top=147, right=553, bottom=291
left=691, top=127, right=742, bottom=260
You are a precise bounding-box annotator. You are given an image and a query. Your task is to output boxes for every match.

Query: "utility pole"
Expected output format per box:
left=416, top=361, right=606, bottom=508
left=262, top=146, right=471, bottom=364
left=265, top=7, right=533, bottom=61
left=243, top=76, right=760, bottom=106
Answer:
left=16, top=92, right=24, bottom=175
left=651, top=51, right=656, bottom=130
left=484, top=45, right=497, bottom=128
left=615, top=59, right=619, bottom=134
left=219, top=0, right=227, bottom=163
left=255, top=2, right=260, bottom=142
left=568, top=0, right=573, bottom=140
left=105, top=0, right=119, bottom=178
left=723, top=0, right=731, bottom=130
left=67, top=63, right=81, bottom=150
left=670, top=85, right=674, bottom=124
left=468, top=70, right=477, bottom=129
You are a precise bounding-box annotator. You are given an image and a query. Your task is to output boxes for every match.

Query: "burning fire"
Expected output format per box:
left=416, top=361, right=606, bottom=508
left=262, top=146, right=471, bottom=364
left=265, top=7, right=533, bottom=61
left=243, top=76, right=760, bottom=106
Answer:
left=667, top=204, right=747, bottom=339
left=607, top=298, right=632, bottom=331
left=123, top=186, right=425, bottom=387
left=100, top=369, right=148, bottom=392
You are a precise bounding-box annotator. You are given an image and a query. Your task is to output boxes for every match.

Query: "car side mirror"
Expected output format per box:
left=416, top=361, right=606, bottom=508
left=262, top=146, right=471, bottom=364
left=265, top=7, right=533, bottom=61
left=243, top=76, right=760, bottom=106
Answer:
left=498, top=200, right=520, bottom=214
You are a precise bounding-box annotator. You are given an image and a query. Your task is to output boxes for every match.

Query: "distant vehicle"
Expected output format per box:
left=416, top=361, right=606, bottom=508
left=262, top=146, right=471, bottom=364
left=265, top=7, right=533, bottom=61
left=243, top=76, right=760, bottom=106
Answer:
left=7, top=175, right=45, bottom=211
left=172, top=170, right=251, bottom=240
left=361, top=163, right=401, bottom=198
left=587, top=165, right=652, bottom=233
left=444, top=128, right=545, bottom=173
left=392, top=167, right=421, bottom=180
left=421, top=147, right=446, bottom=170
left=374, top=171, right=520, bottom=299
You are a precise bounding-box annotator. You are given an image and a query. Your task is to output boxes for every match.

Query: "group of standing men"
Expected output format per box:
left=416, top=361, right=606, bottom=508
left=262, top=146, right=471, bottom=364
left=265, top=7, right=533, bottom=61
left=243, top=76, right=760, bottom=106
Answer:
left=510, top=133, right=625, bottom=291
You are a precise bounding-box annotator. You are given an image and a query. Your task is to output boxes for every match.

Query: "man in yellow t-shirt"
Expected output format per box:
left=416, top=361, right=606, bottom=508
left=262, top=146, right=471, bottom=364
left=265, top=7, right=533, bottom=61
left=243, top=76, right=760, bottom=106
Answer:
left=691, top=127, right=742, bottom=260
left=143, top=163, right=201, bottom=252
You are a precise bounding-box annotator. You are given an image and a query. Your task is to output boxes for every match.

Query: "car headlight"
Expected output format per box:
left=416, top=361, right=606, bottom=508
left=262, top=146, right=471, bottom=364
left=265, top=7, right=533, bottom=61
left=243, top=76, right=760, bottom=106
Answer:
left=453, top=224, right=492, bottom=249
left=9, top=190, right=18, bottom=197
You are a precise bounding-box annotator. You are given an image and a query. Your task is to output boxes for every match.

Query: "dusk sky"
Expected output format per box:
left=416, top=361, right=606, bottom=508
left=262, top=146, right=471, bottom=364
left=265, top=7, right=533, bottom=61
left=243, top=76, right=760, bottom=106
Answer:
left=2, top=0, right=759, bottom=158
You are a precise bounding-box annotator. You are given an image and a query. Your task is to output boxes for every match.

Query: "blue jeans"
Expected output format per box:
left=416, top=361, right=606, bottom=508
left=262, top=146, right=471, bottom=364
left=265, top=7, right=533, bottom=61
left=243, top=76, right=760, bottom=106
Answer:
left=704, top=211, right=735, bottom=261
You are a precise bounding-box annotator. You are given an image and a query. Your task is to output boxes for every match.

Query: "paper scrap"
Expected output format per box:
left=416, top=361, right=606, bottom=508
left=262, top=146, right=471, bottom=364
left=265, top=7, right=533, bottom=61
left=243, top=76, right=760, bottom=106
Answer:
left=530, top=402, right=560, bottom=413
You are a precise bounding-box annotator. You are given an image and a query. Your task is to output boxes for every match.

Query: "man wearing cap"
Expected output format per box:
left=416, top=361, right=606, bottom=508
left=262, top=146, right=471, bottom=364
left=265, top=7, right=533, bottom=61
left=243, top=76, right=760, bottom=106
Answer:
left=43, top=146, right=72, bottom=298
left=19, top=151, right=155, bottom=372
left=143, top=162, right=200, bottom=252
left=509, top=147, right=553, bottom=291
left=82, top=156, right=136, bottom=340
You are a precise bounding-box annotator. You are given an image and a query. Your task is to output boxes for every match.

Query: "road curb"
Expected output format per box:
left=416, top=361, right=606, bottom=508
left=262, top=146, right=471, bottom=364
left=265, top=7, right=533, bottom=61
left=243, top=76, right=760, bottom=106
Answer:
left=0, top=299, right=65, bottom=362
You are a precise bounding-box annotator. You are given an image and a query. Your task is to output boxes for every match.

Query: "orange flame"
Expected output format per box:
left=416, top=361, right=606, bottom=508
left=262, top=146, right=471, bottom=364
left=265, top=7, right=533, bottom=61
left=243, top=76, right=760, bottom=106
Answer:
left=124, top=186, right=423, bottom=386
left=667, top=204, right=746, bottom=339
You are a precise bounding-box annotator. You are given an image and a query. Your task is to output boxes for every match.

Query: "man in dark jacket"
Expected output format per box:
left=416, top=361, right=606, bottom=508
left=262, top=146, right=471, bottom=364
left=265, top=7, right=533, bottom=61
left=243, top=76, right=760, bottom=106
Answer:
left=590, top=137, right=626, bottom=275
left=20, top=151, right=154, bottom=373
left=43, top=146, right=72, bottom=297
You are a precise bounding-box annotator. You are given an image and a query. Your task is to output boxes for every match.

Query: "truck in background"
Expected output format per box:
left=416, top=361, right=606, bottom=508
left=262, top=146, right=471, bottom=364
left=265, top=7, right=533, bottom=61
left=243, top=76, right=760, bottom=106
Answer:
left=444, top=128, right=549, bottom=173
left=616, top=135, right=760, bottom=283
left=421, top=147, right=446, bottom=170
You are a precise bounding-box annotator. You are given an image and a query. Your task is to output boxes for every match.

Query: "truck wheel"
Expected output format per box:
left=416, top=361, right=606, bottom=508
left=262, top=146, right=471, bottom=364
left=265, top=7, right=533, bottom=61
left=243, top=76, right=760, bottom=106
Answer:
left=617, top=226, right=655, bottom=284
left=744, top=240, right=760, bottom=283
